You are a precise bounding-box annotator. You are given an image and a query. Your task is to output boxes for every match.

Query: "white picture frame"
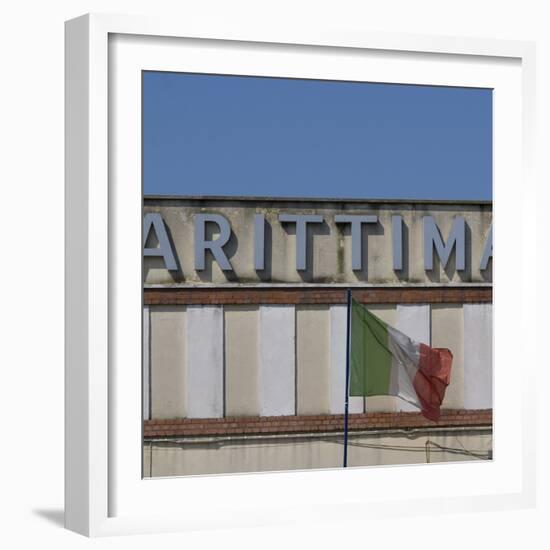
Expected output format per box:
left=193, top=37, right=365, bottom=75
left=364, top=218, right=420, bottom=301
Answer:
left=65, top=13, right=536, bottom=537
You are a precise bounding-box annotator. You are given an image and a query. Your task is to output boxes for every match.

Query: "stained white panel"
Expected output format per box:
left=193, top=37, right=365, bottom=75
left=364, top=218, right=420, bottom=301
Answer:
left=259, top=306, right=295, bottom=416
left=395, top=304, right=431, bottom=412
left=329, top=305, right=363, bottom=414
left=143, top=306, right=150, bottom=420
left=396, top=304, right=431, bottom=344
left=464, top=304, right=493, bottom=409
left=186, top=306, right=224, bottom=418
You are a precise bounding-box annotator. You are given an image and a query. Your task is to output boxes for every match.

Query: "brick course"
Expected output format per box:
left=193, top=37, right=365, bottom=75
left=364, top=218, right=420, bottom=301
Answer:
left=144, top=286, right=491, bottom=306
left=143, top=409, right=492, bottom=438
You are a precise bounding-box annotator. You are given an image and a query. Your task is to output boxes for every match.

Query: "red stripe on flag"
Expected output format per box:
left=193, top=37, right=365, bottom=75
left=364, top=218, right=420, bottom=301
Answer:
left=413, top=344, right=453, bottom=421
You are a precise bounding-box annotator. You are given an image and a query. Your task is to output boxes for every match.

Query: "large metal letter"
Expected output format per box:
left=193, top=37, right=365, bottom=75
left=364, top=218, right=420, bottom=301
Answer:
left=194, top=213, right=233, bottom=271
left=480, top=225, right=493, bottom=270
left=143, top=213, right=178, bottom=271
left=423, top=216, right=466, bottom=271
left=254, top=214, right=265, bottom=271
left=279, top=214, right=323, bottom=270
left=334, top=215, right=378, bottom=270
left=391, top=215, right=403, bottom=271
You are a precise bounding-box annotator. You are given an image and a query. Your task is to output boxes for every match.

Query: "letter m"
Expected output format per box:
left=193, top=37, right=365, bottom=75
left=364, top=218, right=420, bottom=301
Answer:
left=423, top=216, right=465, bottom=271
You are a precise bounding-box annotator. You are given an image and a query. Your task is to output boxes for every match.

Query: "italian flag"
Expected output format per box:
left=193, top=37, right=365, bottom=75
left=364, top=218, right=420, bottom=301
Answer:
left=349, top=298, right=453, bottom=421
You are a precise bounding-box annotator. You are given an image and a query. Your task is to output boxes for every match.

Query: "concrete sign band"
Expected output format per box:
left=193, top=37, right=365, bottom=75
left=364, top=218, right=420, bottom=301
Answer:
left=143, top=210, right=493, bottom=276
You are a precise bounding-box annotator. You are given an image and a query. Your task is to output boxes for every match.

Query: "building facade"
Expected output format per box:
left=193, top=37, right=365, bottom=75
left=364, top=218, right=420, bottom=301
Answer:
left=142, top=196, right=493, bottom=477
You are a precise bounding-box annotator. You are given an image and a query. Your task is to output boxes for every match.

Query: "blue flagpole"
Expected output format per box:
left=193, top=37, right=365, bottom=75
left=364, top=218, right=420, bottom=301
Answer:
left=343, top=288, right=352, bottom=468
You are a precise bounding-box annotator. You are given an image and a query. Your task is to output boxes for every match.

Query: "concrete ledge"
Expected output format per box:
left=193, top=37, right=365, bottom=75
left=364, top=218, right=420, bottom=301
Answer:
left=144, top=195, right=493, bottom=207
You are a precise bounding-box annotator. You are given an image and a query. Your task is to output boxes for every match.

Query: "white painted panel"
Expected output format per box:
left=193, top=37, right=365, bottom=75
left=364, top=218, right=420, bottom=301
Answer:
left=395, top=304, right=431, bottom=344
left=186, top=306, right=224, bottom=418
left=395, top=304, right=431, bottom=412
left=464, top=304, right=493, bottom=409
left=259, top=306, right=295, bottom=416
left=143, top=306, right=150, bottom=420
left=329, top=305, right=363, bottom=414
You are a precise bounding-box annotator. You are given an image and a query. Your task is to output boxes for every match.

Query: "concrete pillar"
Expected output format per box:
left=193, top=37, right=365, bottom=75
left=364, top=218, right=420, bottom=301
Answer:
left=225, top=306, right=260, bottom=416
left=296, top=306, right=330, bottom=415
left=150, top=306, right=186, bottom=418
left=186, top=306, right=224, bottom=418
left=431, top=304, right=464, bottom=409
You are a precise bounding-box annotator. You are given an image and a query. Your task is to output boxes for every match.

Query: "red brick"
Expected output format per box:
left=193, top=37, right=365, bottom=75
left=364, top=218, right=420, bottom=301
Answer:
left=143, top=409, right=492, bottom=438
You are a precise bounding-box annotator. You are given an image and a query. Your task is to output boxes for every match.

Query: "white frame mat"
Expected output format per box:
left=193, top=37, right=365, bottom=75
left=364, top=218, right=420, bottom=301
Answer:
left=65, top=13, right=536, bottom=537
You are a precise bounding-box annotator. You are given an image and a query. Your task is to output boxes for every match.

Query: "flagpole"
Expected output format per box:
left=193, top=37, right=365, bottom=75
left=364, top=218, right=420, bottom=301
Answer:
left=343, top=288, right=352, bottom=468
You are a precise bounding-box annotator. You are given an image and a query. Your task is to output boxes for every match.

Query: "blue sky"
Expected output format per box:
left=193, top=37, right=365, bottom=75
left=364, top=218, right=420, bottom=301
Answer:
left=143, top=72, right=492, bottom=200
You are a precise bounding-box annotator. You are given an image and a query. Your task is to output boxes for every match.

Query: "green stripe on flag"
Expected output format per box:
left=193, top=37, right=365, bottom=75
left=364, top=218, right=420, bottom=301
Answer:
left=349, top=299, right=393, bottom=396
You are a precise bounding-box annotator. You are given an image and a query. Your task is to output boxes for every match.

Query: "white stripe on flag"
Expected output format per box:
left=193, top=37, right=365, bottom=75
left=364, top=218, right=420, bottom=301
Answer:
left=395, top=304, right=430, bottom=411
left=387, top=326, right=422, bottom=411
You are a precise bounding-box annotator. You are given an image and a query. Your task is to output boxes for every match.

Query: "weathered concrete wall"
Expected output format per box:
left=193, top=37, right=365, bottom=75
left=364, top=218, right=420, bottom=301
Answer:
left=143, top=429, right=492, bottom=477
left=143, top=197, right=492, bottom=286
left=145, top=302, right=490, bottom=418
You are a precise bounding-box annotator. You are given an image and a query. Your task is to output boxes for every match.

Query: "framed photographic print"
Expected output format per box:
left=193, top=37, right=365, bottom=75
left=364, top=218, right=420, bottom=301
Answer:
left=65, top=13, right=536, bottom=536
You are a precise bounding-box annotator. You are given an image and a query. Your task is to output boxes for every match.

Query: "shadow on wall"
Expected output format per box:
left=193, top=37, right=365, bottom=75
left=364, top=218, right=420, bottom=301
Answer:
left=32, top=509, right=64, bottom=528
left=256, top=219, right=273, bottom=282
left=395, top=220, right=409, bottom=282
